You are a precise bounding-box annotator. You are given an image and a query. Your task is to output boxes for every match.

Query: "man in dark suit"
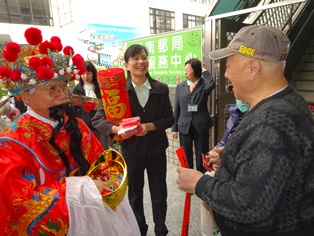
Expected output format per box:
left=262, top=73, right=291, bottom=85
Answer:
left=172, top=58, right=215, bottom=172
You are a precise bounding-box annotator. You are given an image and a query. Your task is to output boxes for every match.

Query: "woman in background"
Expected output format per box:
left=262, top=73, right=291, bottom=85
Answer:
left=172, top=58, right=215, bottom=173
left=72, top=61, right=109, bottom=149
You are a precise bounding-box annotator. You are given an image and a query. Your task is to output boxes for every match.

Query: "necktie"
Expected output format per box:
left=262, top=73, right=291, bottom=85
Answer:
left=189, top=82, right=196, bottom=93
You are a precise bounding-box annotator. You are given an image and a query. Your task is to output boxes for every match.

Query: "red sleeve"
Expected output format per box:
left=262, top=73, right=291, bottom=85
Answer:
left=76, top=117, right=104, bottom=164
left=0, top=146, right=69, bottom=235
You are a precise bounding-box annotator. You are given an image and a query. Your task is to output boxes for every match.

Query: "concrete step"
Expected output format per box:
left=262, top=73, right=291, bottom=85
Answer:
left=291, top=71, right=314, bottom=80
left=296, top=62, right=314, bottom=71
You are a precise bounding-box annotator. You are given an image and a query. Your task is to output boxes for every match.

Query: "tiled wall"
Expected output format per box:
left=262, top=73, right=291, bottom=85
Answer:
left=166, top=87, right=180, bottom=165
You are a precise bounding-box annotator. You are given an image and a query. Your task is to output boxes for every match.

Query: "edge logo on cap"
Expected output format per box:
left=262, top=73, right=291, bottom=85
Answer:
left=238, top=45, right=255, bottom=57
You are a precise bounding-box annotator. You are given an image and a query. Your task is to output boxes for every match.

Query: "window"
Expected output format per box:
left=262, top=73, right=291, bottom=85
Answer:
left=57, top=0, right=72, bottom=27
left=0, top=0, right=53, bottom=26
left=190, top=0, right=211, bottom=4
left=183, top=14, right=205, bottom=28
left=150, top=8, right=175, bottom=34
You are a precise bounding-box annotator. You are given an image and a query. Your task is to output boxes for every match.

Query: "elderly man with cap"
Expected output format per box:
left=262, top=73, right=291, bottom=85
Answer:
left=0, top=28, right=140, bottom=235
left=176, top=25, right=314, bottom=235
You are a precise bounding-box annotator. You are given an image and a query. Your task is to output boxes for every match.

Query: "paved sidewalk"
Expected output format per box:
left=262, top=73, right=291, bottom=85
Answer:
left=144, top=162, right=202, bottom=236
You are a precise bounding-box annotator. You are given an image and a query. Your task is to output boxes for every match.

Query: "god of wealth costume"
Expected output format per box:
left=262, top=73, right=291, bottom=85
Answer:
left=0, top=113, right=100, bottom=234
left=0, top=27, right=140, bottom=236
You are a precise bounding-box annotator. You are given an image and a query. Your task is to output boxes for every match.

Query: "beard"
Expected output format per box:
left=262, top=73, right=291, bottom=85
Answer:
left=48, top=102, right=75, bottom=120
left=48, top=103, right=90, bottom=176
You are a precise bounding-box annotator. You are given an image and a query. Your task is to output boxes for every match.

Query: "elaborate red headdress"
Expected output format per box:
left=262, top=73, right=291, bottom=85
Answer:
left=0, top=27, right=86, bottom=96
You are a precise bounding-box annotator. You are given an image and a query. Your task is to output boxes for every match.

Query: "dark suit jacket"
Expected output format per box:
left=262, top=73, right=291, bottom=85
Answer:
left=72, top=83, right=101, bottom=129
left=171, top=70, right=215, bottom=134
left=92, top=76, right=174, bottom=154
left=72, top=83, right=109, bottom=149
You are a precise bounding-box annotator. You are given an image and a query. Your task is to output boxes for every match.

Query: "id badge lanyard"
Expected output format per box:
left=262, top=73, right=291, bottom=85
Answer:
left=188, top=94, right=198, bottom=112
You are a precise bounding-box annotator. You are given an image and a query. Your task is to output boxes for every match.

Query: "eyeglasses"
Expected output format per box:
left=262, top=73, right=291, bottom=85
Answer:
left=35, top=83, right=70, bottom=97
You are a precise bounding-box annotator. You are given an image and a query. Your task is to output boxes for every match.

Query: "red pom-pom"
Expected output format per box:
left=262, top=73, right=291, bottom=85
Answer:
left=38, top=40, right=50, bottom=54
left=51, top=36, right=61, bottom=43
left=0, top=66, right=11, bottom=79
left=72, top=54, right=84, bottom=67
left=3, top=50, right=18, bottom=62
left=48, top=41, right=58, bottom=51
left=83, top=102, right=96, bottom=112
left=24, top=27, right=43, bottom=45
left=11, top=69, right=21, bottom=82
left=63, top=46, right=74, bottom=56
left=77, top=65, right=86, bottom=75
left=54, top=42, right=63, bottom=51
left=28, top=56, right=42, bottom=70
left=38, top=41, right=57, bottom=53
left=50, top=37, right=63, bottom=51
left=36, top=65, right=54, bottom=80
left=6, top=42, right=21, bottom=54
left=42, top=56, right=54, bottom=68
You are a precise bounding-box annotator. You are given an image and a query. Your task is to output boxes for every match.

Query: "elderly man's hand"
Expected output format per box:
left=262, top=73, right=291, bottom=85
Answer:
left=176, top=167, right=203, bottom=194
left=204, top=146, right=224, bottom=171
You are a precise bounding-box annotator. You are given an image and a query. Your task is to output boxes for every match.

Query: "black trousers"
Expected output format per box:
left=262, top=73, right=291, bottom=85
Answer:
left=179, top=125, right=209, bottom=172
left=122, top=147, right=168, bottom=236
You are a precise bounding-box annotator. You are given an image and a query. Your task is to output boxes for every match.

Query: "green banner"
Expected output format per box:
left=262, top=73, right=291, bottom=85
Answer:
left=124, top=27, right=202, bottom=86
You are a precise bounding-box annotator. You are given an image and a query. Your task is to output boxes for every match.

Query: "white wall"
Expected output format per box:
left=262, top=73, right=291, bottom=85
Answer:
left=148, top=0, right=212, bottom=31
left=71, top=0, right=150, bottom=35
left=0, top=0, right=214, bottom=56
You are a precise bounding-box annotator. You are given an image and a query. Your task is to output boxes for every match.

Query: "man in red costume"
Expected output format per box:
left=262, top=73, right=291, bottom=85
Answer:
left=0, top=28, right=140, bottom=236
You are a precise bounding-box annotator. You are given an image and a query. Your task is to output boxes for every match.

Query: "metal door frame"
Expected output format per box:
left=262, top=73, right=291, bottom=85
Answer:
left=203, top=19, right=247, bottom=146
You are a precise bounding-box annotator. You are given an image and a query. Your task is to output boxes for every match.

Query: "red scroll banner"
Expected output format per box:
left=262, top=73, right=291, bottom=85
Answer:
left=176, top=146, right=191, bottom=236
left=97, top=68, right=131, bottom=140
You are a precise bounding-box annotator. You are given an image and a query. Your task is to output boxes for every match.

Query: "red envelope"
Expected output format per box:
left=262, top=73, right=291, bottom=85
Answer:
left=176, top=146, right=189, bottom=168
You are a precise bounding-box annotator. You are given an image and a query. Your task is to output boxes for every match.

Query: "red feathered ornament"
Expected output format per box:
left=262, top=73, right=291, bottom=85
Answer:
left=72, top=54, right=84, bottom=68
left=3, top=50, right=19, bottom=62
left=38, top=40, right=53, bottom=54
left=28, top=56, right=43, bottom=70
left=24, top=27, right=43, bottom=45
left=42, top=56, right=54, bottom=68
left=51, top=36, right=61, bottom=43
left=48, top=41, right=58, bottom=51
left=38, top=40, right=50, bottom=54
left=77, top=65, right=86, bottom=75
left=11, top=69, right=21, bottom=82
left=36, top=65, right=54, bottom=81
left=52, top=42, right=63, bottom=51
left=83, top=102, right=96, bottom=112
left=0, top=66, right=11, bottom=79
left=63, top=46, right=74, bottom=56
left=6, top=42, right=21, bottom=54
